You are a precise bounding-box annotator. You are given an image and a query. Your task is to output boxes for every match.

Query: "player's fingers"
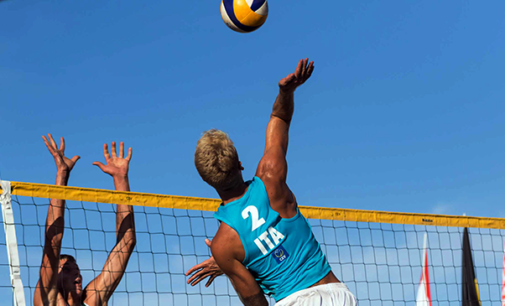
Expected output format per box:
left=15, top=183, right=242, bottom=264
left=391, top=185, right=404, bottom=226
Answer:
left=119, top=142, right=124, bottom=158
left=300, top=58, right=308, bottom=76
left=48, top=133, right=58, bottom=150
left=305, top=62, right=315, bottom=81
left=103, top=143, right=111, bottom=160
left=60, top=137, right=66, bottom=153
left=206, top=275, right=218, bottom=287
left=187, top=273, right=203, bottom=285
left=189, top=277, right=204, bottom=286
left=294, top=59, right=303, bottom=79
left=190, top=271, right=211, bottom=286
left=71, top=155, right=81, bottom=163
left=187, top=270, right=207, bottom=284
left=186, top=265, right=203, bottom=276
left=205, top=239, right=212, bottom=248
left=187, top=273, right=198, bottom=284
left=92, top=161, right=106, bottom=172
left=188, top=278, right=199, bottom=286
left=111, top=141, right=117, bottom=158
left=126, top=147, right=132, bottom=162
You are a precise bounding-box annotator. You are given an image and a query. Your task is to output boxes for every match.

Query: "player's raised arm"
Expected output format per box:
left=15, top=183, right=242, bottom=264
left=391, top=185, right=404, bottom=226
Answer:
left=34, top=134, right=80, bottom=306
left=85, top=141, right=136, bottom=304
left=256, top=59, right=314, bottom=215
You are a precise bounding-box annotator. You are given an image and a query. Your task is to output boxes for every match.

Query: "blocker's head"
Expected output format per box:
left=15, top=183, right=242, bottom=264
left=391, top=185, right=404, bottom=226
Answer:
left=195, top=129, right=243, bottom=191
left=58, top=255, right=83, bottom=297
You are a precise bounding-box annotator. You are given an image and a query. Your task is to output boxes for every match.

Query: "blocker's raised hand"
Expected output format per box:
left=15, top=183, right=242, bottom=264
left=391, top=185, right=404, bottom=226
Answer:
left=42, top=134, right=80, bottom=173
left=278, top=58, right=315, bottom=93
left=93, top=141, right=132, bottom=178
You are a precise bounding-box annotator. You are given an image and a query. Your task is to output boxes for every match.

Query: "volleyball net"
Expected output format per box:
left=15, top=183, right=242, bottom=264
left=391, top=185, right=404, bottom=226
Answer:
left=1, top=181, right=504, bottom=306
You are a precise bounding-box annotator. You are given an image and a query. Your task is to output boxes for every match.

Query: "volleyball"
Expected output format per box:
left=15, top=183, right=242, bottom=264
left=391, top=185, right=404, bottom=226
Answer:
left=220, top=0, right=268, bottom=33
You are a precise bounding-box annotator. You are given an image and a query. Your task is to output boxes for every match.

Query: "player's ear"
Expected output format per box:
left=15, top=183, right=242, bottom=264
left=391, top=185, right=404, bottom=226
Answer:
left=239, top=161, right=244, bottom=171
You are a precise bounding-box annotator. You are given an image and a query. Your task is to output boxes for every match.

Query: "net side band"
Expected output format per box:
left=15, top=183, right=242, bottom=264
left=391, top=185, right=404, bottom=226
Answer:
left=3, top=181, right=505, bottom=229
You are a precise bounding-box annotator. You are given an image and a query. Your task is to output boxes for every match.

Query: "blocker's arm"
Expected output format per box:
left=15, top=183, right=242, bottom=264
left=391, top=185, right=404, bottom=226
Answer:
left=34, top=135, right=80, bottom=306
left=85, top=142, right=136, bottom=304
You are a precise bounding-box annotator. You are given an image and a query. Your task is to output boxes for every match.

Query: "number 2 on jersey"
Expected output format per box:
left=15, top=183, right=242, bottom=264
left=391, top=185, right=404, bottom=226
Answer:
left=242, top=206, right=265, bottom=231
left=242, top=205, right=285, bottom=255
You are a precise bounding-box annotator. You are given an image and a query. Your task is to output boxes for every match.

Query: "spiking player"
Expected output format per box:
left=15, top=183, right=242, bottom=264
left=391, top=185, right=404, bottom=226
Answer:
left=187, top=59, right=357, bottom=305
left=34, top=135, right=136, bottom=306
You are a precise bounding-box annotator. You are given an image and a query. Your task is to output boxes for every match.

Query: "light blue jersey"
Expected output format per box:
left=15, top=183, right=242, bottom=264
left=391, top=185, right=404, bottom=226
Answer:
left=214, top=177, right=331, bottom=301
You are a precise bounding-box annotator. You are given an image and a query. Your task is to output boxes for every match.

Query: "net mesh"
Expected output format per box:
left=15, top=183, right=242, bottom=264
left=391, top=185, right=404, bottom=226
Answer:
left=1, top=190, right=504, bottom=306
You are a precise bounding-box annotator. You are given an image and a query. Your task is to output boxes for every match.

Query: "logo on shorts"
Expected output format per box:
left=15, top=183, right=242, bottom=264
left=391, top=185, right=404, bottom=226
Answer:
left=272, top=245, right=289, bottom=264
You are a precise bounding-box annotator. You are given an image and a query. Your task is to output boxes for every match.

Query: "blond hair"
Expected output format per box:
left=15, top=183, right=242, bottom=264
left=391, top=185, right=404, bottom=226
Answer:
left=195, top=129, right=241, bottom=190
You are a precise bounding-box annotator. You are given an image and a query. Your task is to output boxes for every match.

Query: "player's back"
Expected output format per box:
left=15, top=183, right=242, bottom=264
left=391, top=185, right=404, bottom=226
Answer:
left=214, top=177, right=331, bottom=301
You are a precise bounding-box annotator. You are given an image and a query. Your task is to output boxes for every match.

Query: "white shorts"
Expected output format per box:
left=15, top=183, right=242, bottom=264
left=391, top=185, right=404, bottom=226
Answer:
left=275, top=283, right=357, bottom=306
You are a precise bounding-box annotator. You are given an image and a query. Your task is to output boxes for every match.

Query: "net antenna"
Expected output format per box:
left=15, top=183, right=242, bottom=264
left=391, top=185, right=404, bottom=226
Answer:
left=0, top=180, right=26, bottom=306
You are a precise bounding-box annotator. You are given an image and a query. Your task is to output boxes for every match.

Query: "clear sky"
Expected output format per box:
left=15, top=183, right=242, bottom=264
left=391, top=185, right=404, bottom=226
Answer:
left=2, top=0, right=504, bottom=217
left=1, top=0, right=505, bottom=304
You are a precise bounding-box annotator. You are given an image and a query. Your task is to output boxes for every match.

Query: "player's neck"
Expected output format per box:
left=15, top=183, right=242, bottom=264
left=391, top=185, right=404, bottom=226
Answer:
left=218, top=182, right=248, bottom=205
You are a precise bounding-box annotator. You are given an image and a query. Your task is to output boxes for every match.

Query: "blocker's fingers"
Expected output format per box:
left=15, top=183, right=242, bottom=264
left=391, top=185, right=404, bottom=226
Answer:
left=92, top=161, right=107, bottom=172
left=60, top=137, right=66, bottom=153
left=103, top=143, right=111, bottom=160
left=206, top=275, right=218, bottom=287
left=48, top=133, right=58, bottom=150
left=71, top=155, right=81, bottom=163
left=126, top=147, right=132, bottom=162
left=119, top=142, right=125, bottom=158
left=111, top=141, right=117, bottom=158
left=42, top=136, right=53, bottom=151
left=205, top=239, right=212, bottom=248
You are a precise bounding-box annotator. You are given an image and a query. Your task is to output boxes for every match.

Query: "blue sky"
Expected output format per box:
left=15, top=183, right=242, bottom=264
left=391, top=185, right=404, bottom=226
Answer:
left=1, top=1, right=505, bottom=304
left=1, top=0, right=505, bottom=217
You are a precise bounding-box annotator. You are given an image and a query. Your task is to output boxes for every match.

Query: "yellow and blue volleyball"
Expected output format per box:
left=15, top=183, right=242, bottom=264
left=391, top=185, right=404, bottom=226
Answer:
left=220, top=0, right=268, bottom=33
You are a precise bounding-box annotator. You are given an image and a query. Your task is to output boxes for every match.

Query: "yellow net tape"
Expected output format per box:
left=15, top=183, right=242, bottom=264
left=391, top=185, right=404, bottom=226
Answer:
left=3, top=181, right=505, bottom=229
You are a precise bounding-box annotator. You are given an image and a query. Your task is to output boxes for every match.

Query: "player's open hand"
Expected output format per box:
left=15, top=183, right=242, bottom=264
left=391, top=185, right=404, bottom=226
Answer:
left=278, top=58, right=314, bottom=93
left=42, top=134, right=80, bottom=174
left=93, top=142, right=132, bottom=179
left=186, top=239, right=224, bottom=287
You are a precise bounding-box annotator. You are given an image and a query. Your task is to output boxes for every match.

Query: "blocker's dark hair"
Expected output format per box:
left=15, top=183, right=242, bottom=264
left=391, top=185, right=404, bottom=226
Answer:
left=59, top=254, right=76, bottom=263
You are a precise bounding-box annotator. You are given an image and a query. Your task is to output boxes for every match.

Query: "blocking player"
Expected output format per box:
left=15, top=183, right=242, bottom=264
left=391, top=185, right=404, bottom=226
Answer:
left=34, top=135, right=136, bottom=306
left=187, top=59, right=357, bottom=305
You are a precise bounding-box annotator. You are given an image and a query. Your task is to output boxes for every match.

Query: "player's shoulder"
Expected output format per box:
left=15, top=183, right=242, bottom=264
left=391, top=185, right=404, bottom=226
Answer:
left=212, top=222, right=244, bottom=262
left=256, top=155, right=286, bottom=182
left=213, top=222, right=240, bottom=248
